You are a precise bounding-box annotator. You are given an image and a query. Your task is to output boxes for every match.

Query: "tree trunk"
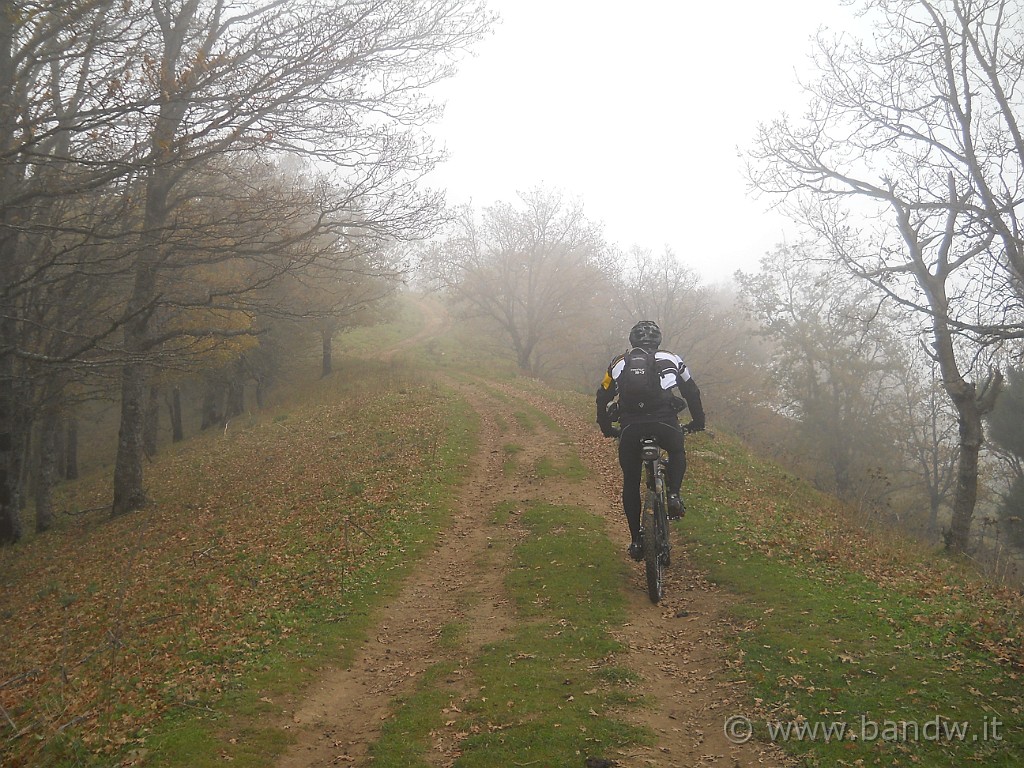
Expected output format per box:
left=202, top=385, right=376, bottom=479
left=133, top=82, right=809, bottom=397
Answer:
left=321, top=329, right=333, bottom=377
left=168, top=385, right=183, bottom=442
left=515, top=342, right=535, bottom=375
left=0, top=11, right=22, bottom=543
left=930, top=317, right=1003, bottom=553
left=112, top=249, right=159, bottom=516
left=200, top=381, right=222, bottom=430
left=143, top=383, right=160, bottom=458
left=925, top=487, right=939, bottom=536
left=65, top=417, right=79, bottom=480
left=945, top=382, right=986, bottom=553
left=111, top=128, right=171, bottom=514
left=254, top=375, right=266, bottom=410
left=54, top=414, right=66, bottom=480
left=0, top=360, right=29, bottom=536
left=14, top=408, right=30, bottom=512
left=226, top=378, right=244, bottom=420
left=34, top=406, right=60, bottom=533
left=112, top=360, right=149, bottom=515
left=0, top=378, right=20, bottom=543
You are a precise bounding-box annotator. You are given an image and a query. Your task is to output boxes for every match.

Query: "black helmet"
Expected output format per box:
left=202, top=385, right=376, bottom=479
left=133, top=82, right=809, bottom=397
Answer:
left=629, top=320, right=662, bottom=351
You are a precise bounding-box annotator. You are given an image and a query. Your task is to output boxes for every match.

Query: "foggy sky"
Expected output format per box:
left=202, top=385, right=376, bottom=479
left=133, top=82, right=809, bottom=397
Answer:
left=427, top=0, right=856, bottom=283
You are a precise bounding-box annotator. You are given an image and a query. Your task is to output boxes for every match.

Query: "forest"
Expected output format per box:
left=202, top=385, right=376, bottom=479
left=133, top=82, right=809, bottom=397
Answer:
left=3, top=0, right=1024, bottom=569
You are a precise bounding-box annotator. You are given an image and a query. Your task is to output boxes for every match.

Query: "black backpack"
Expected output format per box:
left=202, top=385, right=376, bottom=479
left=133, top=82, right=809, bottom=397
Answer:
left=617, top=347, right=664, bottom=414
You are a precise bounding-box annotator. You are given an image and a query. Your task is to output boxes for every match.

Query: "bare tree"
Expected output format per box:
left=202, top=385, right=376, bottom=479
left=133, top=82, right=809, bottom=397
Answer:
left=262, top=237, right=404, bottom=378
left=0, top=0, right=148, bottom=542
left=615, top=247, right=708, bottom=338
left=738, top=246, right=905, bottom=501
left=893, top=353, right=961, bottom=535
left=425, top=188, right=616, bottom=375
left=747, top=0, right=1024, bottom=552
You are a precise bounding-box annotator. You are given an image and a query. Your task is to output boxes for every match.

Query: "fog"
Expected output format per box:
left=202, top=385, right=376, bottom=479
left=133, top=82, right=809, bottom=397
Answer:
left=427, top=0, right=856, bottom=283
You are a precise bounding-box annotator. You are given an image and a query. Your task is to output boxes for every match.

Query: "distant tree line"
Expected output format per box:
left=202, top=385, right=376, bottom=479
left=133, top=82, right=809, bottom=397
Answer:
left=425, top=179, right=1020, bottom=566
left=424, top=0, right=1024, bottom=561
left=0, top=0, right=490, bottom=543
left=419, top=188, right=776, bottom=476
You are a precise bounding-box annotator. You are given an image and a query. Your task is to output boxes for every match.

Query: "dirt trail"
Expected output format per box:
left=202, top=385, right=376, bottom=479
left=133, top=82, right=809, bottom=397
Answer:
left=275, top=383, right=522, bottom=767
left=380, top=294, right=451, bottom=362
left=274, top=303, right=790, bottom=767
left=499, top=384, right=793, bottom=767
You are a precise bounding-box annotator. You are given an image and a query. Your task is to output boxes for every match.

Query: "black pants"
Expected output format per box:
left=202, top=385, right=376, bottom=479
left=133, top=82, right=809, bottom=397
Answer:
left=618, top=420, right=686, bottom=542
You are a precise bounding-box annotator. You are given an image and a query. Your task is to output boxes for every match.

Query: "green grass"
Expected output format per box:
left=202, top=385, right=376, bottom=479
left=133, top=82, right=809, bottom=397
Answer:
left=334, top=295, right=425, bottom=354
left=369, top=663, right=459, bottom=768
left=510, top=403, right=561, bottom=434
left=11, top=304, right=1024, bottom=768
left=502, top=442, right=523, bottom=473
left=680, top=434, right=1023, bottom=767
left=492, top=384, right=1024, bottom=766
left=367, top=501, right=650, bottom=767
left=534, top=452, right=588, bottom=482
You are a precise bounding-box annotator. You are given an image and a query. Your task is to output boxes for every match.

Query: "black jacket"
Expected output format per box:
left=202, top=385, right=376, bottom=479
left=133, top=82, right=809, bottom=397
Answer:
left=596, top=349, right=705, bottom=429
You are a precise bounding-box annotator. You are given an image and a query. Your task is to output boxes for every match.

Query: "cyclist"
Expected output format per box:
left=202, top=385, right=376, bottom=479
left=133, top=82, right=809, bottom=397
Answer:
left=596, top=320, right=705, bottom=560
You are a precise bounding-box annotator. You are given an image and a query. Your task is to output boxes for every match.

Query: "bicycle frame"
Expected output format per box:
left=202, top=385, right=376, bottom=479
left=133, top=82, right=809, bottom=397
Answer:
left=641, top=438, right=665, bottom=496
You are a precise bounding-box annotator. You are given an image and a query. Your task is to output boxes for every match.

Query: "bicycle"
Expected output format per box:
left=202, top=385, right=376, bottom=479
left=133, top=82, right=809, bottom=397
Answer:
left=639, top=436, right=671, bottom=604
left=604, top=402, right=693, bottom=603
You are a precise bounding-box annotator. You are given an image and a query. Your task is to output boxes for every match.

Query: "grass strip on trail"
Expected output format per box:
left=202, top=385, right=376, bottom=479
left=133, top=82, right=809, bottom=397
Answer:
left=369, top=501, right=650, bottom=767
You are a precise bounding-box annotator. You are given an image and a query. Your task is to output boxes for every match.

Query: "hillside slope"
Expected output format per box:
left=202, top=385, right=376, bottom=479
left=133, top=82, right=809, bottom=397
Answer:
left=2, top=295, right=1021, bottom=767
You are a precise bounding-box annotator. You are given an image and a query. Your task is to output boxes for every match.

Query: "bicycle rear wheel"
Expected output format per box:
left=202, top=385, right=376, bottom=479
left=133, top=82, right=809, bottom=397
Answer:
left=657, top=490, right=671, bottom=567
left=642, top=492, right=663, bottom=603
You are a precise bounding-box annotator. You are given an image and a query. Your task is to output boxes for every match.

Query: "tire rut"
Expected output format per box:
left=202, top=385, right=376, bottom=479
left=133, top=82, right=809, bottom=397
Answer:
left=274, top=385, right=540, bottom=767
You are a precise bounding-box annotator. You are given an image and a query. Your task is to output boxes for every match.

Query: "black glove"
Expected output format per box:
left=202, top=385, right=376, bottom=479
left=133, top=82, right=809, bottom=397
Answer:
left=598, top=421, right=621, bottom=438
left=684, top=420, right=704, bottom=434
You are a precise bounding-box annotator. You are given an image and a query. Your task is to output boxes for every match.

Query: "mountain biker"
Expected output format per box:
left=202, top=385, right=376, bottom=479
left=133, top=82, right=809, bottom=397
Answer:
left=596, top=320, right=705, bottom=561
